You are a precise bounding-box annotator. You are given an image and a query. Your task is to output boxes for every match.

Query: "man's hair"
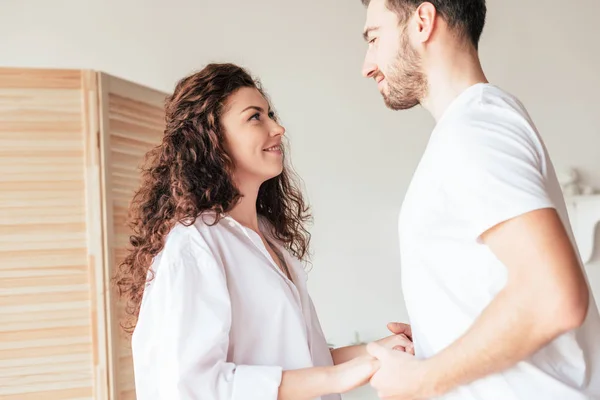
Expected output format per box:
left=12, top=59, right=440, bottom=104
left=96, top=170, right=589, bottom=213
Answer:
left=362, top=0, right=486, bottom=49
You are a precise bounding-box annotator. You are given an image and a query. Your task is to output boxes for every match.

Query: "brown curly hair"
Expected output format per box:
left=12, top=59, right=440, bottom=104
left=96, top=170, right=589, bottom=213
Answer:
left=114, top=63, right=312, bottom=333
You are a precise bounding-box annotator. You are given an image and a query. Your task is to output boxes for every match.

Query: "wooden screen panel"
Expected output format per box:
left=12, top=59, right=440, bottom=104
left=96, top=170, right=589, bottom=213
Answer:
left=0, top=68, right=100, bottom=400
left=98, top=73, right=166, bottom=400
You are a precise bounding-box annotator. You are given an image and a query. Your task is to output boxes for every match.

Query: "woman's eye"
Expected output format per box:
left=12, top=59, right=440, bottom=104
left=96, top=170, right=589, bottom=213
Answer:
left=249, top=113, right=260, bottom=121
left=268, top=111, right=275, bottom=119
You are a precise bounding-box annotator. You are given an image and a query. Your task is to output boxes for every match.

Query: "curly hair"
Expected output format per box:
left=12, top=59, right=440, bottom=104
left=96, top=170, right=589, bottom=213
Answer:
left=113, top=63, right=312, bottom=333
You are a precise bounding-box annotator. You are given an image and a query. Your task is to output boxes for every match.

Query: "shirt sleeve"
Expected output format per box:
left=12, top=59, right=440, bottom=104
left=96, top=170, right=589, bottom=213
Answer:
left=133, top=229, right=283, bottom=400
left=441, top=113, right=556, bottom=242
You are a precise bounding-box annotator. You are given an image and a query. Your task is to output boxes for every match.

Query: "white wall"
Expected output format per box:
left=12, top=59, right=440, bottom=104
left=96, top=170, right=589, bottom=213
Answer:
left=2, top=0, right=599, bottom=397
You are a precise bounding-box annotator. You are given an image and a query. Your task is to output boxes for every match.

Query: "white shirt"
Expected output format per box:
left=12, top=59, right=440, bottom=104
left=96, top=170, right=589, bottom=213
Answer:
left=131, top=214, right=339, bottom=400
left=399, top=83, right=600, bottom=400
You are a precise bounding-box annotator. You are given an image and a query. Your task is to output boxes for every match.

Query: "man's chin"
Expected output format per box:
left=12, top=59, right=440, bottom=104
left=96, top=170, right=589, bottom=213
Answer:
left=383, top=95, right=419, bottom=111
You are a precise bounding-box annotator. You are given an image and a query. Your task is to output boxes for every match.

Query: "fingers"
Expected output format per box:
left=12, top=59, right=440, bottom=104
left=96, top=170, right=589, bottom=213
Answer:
left=366, top=341, right=390, bottom=360
left=387, top=322, right=412, bottom=339
left=394, top=343, right=415, bottom=355
left=366, top=356, right=381, bottom=373
left=353, top=357, right=381, bottom=386
left=392, top=343, right=415, bottom=355
left=394, top=333, right=412, bottom=346
left=392, top=344, right=406, bottom=352
left=391, top=333, right=414, bottom=355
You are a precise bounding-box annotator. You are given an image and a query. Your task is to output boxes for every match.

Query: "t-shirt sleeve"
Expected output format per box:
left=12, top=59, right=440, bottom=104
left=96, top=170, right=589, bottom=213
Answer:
left=441, top=115, right=556, bottom=242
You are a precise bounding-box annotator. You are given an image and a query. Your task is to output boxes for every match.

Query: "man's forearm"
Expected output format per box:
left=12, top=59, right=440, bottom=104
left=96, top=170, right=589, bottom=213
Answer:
left=418, top=286, right=581, bottom=398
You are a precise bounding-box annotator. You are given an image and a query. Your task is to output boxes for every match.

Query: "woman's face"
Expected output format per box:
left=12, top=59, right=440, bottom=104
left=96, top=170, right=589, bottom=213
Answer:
left=221, top=87, right=285, bottom=188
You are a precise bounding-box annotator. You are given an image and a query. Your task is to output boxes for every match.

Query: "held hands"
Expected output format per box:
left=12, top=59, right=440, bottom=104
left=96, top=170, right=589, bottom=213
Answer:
left=366, top=322, right=429, bottom=400
left=366, top=341, right=426, bottom=400
left=376, top=322, right=414, bottom=355
left=332, top=322, right=415, bottom=395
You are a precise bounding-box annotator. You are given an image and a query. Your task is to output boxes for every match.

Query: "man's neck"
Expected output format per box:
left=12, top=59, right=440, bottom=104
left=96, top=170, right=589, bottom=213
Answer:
left=420, top=48, right=488, bottom=122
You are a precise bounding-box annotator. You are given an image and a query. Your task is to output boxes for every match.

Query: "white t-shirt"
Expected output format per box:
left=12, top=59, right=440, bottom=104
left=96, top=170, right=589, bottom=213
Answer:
left=131, top=215, right=339, bottom=400
left=399, top=83, right=600, bottom=400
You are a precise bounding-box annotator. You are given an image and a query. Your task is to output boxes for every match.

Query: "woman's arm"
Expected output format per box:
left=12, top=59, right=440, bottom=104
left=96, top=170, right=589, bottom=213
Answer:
left=331, top=331, right=413, bottom=365
left=278, top=356, right=379, bottom=400
left=133, top=230, right=379, bottom=400
left=133, top=233, right=284, bottom=400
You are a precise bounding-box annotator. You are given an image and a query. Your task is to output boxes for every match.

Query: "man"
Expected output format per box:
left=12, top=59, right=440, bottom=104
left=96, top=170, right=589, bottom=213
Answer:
left=359, top=0, right=600, bottom=399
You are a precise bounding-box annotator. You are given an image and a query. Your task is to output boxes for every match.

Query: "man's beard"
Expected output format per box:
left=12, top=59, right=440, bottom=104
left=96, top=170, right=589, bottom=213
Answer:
left=381, top=35, right=428, bottom=111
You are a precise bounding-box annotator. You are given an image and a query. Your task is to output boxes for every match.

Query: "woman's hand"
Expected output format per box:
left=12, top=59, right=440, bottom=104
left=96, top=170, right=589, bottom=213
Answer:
left=330, top=322, right=414, bottom=365
left=376, top=333, right=414, bottom=355
left=332, top=355, right=380, bottom=394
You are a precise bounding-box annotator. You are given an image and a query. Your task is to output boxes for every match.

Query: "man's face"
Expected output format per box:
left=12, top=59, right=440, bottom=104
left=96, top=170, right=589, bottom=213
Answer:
left=362, top=0, right=427, bottom=110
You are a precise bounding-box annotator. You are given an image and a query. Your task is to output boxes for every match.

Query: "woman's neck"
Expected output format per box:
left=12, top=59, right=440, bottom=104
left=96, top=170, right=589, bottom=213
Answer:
left=228, top=179, right=260, bottom=233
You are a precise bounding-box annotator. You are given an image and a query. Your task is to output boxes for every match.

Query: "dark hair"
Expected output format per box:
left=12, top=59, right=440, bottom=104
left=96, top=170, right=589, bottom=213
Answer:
left=114, top=63, right=312, bottom=333
left=362, top=0, right=486, bottom=49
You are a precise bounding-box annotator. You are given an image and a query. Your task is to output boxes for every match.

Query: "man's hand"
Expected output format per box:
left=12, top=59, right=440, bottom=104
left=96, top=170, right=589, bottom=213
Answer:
left=375, top=324, right=414, bottom=355
left=380, top=322, right=414, bottom=354
left=366, top=342, right=428, bottom=400
left=386, top=322, right=412, bottom=340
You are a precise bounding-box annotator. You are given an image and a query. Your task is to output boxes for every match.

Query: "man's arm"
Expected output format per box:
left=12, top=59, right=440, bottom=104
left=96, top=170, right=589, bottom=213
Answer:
left=369, top=208, right=590, bottom=399
left=419, top=207, right=589, bottom=396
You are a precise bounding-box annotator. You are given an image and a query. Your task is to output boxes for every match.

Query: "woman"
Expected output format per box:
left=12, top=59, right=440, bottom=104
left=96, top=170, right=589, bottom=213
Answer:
left=115, top=63, right=411, bottom=400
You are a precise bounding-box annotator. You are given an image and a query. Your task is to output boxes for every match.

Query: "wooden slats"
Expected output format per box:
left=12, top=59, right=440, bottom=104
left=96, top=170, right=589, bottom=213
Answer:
left=0, top=68, right=82, bottom=90
left=99, top=74, right=166, bottom=400
left=0, top=68, right=95, bottom=400
left=0, top=67, right=166, bottom=400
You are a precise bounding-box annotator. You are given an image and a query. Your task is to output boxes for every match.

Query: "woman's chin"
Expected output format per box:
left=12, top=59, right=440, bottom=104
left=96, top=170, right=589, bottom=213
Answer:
left=262, top=166, right=284, bottom=182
